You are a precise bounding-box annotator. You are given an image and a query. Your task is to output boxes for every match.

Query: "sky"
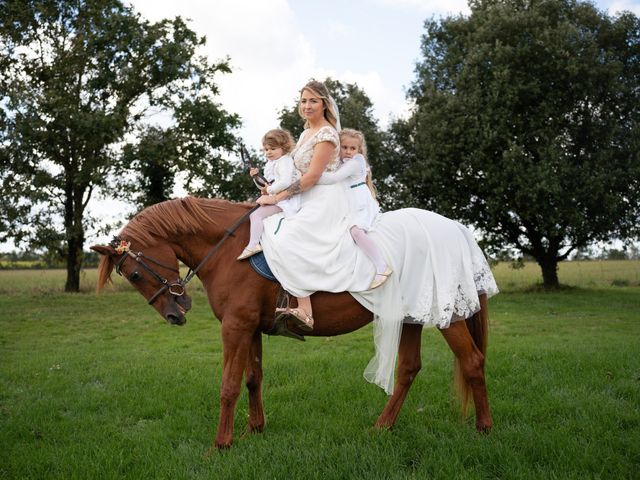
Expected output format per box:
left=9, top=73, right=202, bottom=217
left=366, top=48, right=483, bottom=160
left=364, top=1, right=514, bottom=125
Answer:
left=3, top=0, right=640, bottom=251
left=126, top=0, right=640, bottom=147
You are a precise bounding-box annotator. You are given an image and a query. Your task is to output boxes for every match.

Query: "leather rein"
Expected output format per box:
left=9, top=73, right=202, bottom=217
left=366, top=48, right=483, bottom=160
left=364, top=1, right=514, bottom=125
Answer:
left=112, top=205, right=260, bottom=305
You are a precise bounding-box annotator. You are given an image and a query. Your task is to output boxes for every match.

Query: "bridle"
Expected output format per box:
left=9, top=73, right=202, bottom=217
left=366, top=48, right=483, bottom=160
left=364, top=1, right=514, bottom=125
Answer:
left=112, top=204, right=260, bottom=305
left=114, top=249, right=186, bottom=305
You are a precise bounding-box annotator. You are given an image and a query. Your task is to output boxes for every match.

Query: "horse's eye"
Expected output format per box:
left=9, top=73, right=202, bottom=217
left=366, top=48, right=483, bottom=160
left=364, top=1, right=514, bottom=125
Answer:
left=129, top=271, right=141, bottom=282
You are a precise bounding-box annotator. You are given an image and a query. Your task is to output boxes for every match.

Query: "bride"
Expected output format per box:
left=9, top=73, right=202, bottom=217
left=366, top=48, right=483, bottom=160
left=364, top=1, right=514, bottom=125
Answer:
left=256, top=79, right=498, bottom=394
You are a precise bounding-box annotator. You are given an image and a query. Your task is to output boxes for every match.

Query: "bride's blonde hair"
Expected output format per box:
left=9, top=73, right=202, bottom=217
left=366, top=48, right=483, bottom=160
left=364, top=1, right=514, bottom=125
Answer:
left=339, top=128, right=377, bottom=200
left=298, top=79, right=339, bottom=130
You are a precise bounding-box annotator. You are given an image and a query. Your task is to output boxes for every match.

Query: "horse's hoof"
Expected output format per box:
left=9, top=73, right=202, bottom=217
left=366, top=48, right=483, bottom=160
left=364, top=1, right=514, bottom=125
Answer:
left=372, top=420, right=394, bottom=431
left=475, top=423, right=492, bottom=434
left=248, top=423, right=264, bottom=434
left=212, top=439, right=233, bottom=451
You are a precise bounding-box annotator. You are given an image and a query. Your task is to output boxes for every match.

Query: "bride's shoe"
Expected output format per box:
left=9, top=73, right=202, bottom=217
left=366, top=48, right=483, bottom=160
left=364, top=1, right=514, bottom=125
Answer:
left=275, top=307, right=314, bottom=332
left=370, top=267, right=393, bottom=289
left=236, top=244, right=262, bottom=260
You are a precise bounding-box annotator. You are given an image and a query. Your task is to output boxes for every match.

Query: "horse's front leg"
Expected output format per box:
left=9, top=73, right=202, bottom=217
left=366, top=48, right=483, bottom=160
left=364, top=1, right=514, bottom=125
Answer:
left=375, top=323, right=423, bottom=428
left=214, top=319, right=255, bottom=449
left=244, top=331, right=265, bottom=434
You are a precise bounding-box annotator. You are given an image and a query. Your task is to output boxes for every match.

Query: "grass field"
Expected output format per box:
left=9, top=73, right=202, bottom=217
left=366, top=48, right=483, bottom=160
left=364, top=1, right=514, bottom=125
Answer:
left=1, top=263, right=639, bottom=479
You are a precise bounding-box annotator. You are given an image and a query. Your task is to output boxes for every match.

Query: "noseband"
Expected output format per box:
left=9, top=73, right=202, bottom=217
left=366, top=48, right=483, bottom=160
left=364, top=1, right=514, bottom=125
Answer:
left=112, top=204, right=260, bottom=305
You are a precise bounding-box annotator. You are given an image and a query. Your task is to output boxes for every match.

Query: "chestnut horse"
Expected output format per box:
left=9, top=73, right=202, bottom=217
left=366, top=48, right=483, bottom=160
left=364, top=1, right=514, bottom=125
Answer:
left=92, top=197, right=492, bottom=449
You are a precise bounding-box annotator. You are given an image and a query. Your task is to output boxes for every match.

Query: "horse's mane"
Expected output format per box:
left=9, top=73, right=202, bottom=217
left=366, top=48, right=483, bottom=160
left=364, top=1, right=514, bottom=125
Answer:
left=122, top=196, right=226, bottom=245
left=95, top=197, right=253, bottom=292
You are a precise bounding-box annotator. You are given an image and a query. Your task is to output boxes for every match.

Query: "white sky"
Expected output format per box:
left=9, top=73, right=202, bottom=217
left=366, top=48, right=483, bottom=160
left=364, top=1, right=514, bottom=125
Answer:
left=2, top=0, right=639, bottom=251
left=126, top=0, right=640, bottom=147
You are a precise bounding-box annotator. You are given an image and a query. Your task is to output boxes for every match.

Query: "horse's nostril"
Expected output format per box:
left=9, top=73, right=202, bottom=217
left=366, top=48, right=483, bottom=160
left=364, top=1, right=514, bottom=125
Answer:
left=166, top=313, right=185, bottom=326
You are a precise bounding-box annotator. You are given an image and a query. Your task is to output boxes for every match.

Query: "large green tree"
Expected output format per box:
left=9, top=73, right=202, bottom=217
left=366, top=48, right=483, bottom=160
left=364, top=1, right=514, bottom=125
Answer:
left=0, top=0, right=240, bottom=291
left=393, top=0, right=640, bottom=287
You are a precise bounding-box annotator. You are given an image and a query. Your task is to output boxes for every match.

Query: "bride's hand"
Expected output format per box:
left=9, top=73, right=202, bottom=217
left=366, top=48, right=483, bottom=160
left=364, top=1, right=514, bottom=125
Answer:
left=257, top=194, right=277, bottom=205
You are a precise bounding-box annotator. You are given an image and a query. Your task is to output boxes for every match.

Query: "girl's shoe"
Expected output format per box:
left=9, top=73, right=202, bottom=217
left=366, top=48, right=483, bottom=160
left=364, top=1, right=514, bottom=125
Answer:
left=237, top=244, right=262, bottom=260
left=370, top=267, right=393, bottom=289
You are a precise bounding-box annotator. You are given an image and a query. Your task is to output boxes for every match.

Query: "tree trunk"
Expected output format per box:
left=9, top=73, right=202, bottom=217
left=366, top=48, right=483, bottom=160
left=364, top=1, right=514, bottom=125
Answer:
left=64, top=183, right=85, bottom=292
left=65, top=236, right=82, bottom=292
left=537, top=256, right=559, bottom=289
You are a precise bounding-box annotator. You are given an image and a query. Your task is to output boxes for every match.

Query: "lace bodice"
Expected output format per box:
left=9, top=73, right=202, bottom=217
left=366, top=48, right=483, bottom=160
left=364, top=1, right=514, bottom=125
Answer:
left=291, top=126, right=340, bottom=174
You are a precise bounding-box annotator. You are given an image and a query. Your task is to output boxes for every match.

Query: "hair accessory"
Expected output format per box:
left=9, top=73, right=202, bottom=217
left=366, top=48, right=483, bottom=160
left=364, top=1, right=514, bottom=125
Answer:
left=111, top=237, right=131, bottom=254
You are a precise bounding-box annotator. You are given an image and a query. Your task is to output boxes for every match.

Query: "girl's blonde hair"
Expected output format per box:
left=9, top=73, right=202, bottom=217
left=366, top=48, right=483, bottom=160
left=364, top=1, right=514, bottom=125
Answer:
left=298, top=79, right=339, bottom=130
left=339, top=128, right=377, bottom=200
left=262, top=128, right=295, bottom=154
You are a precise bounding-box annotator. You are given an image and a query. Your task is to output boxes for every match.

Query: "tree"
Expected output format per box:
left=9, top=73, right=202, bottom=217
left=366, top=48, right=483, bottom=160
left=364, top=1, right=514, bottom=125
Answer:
left=278, top=78, right=395, bottom=205
left=0, top=0, right=240, bottom=291
left=394, top=0, right=640, bottom=287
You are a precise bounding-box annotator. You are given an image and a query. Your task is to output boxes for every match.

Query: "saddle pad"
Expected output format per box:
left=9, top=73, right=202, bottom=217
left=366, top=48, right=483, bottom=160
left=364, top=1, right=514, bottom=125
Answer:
left=249, top=252, right=278, bottom=283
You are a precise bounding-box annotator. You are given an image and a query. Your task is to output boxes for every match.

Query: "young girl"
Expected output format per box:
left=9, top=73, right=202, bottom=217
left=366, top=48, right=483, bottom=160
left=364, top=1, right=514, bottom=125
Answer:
left=237, top=128, right=300, bottom=260
left=317, top=128, right=392, bottom=289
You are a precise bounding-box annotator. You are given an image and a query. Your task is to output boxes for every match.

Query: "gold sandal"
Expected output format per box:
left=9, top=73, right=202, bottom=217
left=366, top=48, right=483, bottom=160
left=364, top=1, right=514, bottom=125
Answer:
left=275, top=307, right=314, bottom=332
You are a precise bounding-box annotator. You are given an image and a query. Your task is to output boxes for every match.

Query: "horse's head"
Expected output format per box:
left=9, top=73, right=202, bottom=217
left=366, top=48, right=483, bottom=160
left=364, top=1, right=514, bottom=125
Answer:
left=91, top=237, right=192, bottom=326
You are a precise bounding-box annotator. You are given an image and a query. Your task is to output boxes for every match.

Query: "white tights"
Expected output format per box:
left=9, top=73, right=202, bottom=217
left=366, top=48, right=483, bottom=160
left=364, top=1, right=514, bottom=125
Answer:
left=350, top=226, right=387, bottom=274
left=246, top=205, right=282, bottom=248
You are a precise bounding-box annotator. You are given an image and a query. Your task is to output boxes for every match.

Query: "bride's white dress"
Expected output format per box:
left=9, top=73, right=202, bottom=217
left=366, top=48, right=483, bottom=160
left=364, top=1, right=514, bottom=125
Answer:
left=261, top=126, right=498, bottom=394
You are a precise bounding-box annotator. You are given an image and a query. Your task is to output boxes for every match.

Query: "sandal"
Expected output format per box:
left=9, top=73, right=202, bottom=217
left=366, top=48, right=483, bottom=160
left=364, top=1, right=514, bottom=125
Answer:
left=275, top=307, right=314, bottom=332
left=237, top=244, right=262, bottom=261
left=370, top=267, right=393, bottom=290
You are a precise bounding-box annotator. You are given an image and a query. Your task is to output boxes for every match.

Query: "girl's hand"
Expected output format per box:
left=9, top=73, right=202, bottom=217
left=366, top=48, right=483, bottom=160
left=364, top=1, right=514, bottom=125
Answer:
left=260, top=186, right=269, bottom=195
left=249, top=167, right=259, bottom=176
left=257, top=194, right=277, bottom=205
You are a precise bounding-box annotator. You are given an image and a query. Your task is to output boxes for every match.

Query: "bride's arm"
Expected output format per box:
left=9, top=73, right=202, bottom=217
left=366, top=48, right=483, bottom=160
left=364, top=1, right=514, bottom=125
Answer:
left=258, top=141, right=334, bottom=204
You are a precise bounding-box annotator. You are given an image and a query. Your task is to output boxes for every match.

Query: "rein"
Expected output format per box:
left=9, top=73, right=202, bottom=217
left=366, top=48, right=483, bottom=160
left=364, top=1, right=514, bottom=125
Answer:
left=113, top=204, right=260, bottom=305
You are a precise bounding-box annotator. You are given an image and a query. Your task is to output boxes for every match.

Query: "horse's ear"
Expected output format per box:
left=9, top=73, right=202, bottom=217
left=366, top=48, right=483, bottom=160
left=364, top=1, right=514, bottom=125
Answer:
left=91, top=245, right=116, bottom=256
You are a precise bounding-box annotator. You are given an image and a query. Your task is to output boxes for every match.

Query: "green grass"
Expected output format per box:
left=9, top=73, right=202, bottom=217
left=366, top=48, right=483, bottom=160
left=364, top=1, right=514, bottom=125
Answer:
left=492, top=259, right=640, bottom=291
left=1, top=260, right=637, bottom=295
left=0, top=267, right=639, bottom=479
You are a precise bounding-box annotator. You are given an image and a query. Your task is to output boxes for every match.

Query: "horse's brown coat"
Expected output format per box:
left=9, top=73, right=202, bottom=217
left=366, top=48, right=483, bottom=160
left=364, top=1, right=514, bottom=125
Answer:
left=92, top=197, right=492, bottom=449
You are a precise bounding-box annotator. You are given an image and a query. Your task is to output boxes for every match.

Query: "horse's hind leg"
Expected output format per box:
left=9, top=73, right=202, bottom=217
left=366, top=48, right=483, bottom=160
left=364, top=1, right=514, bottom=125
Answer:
left=375, top=323, right=423, bottom=428
left=244, top=331, right=265, bottom=434
left=439, top=319, right=492, bottom=432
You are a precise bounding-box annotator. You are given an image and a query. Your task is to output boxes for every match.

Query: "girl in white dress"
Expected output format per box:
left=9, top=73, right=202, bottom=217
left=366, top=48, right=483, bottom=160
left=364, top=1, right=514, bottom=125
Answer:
left=317, top=129, right=392, bottom=289
left=237, top=129, right=300, bottom=260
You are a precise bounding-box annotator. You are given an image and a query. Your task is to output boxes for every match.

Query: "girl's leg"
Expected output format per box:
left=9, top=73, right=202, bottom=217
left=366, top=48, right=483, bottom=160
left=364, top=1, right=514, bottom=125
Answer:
left=246, top=205, right=282, bottom=248
left=350, top=226, right=387, bottom=273
left=350, top=226, right=392, bottom=289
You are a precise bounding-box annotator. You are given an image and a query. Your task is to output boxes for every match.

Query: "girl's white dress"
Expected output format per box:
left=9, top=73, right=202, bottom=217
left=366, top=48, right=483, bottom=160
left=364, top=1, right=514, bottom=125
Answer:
left=263, top=154, right=300, bottom=217
left=317, top=153, right=380, bottom=230
left=260, top=126, right=498, bottom=395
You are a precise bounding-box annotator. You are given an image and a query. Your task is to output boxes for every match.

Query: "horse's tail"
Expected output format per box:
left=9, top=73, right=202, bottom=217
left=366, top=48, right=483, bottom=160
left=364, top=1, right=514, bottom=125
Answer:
left=453, top=293, right=489, bottom=417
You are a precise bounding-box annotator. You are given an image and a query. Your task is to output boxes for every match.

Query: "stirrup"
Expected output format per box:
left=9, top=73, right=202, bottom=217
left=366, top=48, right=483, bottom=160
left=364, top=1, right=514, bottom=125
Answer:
left=264, top=288, right=305, bottom=341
